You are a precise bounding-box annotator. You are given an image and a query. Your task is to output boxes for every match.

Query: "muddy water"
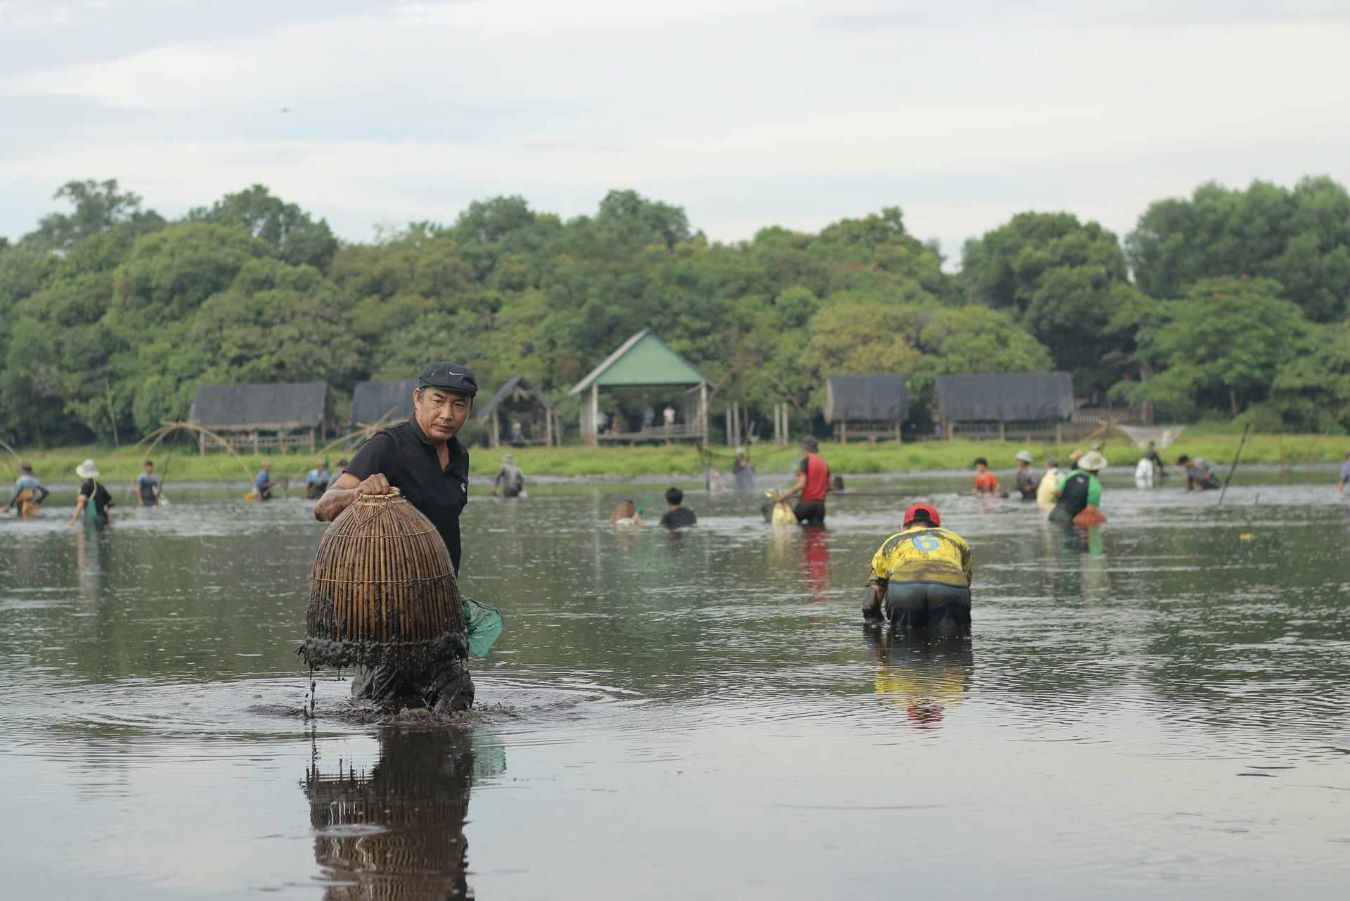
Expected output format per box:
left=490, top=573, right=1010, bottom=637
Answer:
left=1, top=476, right=1348, bottom=899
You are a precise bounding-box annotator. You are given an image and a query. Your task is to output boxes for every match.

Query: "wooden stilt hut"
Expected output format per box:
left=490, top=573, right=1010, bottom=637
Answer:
left=473, top=377, right=557, bottom=448
left=189, top=382, right=334, bottom=453
left=935, top=372, right=1074, bottom=442
left=825, top=374, right=909, bottom=443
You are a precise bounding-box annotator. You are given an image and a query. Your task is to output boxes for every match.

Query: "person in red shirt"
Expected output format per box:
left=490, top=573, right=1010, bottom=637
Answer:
left=781, top=436, right=831, bottom=525
left=972, top=457, right=999, bottom=496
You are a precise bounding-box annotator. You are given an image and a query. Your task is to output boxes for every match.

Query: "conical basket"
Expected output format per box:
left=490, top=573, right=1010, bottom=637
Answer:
left=301, top=493, right=466, bottom=669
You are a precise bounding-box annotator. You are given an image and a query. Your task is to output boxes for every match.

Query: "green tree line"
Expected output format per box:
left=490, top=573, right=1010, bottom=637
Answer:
left=0, top=176, right=1346, bottom=446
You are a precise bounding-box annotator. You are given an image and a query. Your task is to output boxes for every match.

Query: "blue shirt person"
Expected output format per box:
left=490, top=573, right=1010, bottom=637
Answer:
left=137, top=461, right=161, bottom=506
left=254, top=461, right=275, bottom=501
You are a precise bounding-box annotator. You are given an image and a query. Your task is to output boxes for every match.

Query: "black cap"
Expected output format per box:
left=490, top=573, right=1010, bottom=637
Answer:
left=417, top=362, right=478, bottom=396
left=801, top=435, right=819, bottom=452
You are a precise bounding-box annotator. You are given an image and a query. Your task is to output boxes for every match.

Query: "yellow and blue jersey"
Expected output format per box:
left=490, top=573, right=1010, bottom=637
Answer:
left=868, top=525, right=973, bottom=588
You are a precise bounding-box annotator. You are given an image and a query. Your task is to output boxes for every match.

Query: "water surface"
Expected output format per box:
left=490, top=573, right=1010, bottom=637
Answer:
left=2, top=475, right=1348, bottom=899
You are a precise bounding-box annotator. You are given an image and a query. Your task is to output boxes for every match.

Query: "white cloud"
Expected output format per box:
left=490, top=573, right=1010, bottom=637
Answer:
left=1, top=1, right=1348, bottom=249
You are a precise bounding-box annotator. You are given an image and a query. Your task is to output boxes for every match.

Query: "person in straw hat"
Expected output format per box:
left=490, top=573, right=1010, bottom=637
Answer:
left=1048, top=449, right=1107, bottom=527
left=68, top=459, right=113, bottom=526
left=314, top=362, right=478, bottom=712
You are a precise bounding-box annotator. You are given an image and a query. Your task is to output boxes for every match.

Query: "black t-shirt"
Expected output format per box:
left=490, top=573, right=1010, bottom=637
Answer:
left=80, top=480, right=113, bottom=519
left=659, top=506, right=697, bottom=528
left=1052, top=471, right=1091, bottom=522
left=345, top=419, right=470, bottom=572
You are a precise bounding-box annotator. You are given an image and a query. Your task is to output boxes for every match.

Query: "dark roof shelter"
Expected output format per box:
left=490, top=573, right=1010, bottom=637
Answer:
left=474, top=376, right=557, bottom=447
left=824, top=374, right=909, bottom=442
left=936, top=372, right=1074, bottom=440
left=353, top=379, right=416, bottom=426
left=189, top=382, right=335, bottom=452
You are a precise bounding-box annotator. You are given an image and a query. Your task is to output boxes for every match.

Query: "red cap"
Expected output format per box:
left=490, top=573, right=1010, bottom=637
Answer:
left=903, top=503, right=940, bottom=528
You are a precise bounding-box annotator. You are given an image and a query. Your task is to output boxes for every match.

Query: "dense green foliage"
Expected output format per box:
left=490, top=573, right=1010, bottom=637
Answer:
left=1, top=177, right=1347, bottom=446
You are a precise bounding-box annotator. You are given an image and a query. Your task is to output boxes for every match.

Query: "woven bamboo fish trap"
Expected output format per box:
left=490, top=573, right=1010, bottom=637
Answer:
left=301, top=493, right=466, bottom=669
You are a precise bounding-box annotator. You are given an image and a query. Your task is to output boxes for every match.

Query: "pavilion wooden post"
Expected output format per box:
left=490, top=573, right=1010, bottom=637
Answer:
left=587, top=384, right=600, bottom=446
left=490, top=409, right=501, bottom=449
left=545, top=409, right=554, bottom=447
left=699, top=381, right=708, bottom=440
left=998, top=420, right=1006, bottom=441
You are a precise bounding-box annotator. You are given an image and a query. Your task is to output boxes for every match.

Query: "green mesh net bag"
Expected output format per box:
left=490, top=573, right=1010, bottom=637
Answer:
left=461, top=597, right=504, bottom=659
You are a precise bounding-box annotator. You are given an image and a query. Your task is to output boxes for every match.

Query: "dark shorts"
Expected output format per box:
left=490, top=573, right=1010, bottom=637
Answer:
left=351, top=656, right=474, bottom=713
left=794, top=499, right=827, bottom=526
left=885, top=581, right=971, bottom=634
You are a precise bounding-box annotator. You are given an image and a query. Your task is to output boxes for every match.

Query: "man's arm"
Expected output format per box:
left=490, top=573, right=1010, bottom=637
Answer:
left=1087, top=476, right=1102, bottom=507
left=314, top=472, right=398, bottom=521
left=780, top=470, right=808, bottom=500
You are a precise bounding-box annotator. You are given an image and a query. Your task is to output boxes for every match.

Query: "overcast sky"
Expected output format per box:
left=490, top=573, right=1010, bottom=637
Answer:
left=2, top=0, right=1348, bottom=258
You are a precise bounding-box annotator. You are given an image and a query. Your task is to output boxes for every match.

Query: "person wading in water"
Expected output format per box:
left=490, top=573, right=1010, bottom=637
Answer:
left=5, top=461, right=49, bottom=517
left=863, top=503, right=973, bottom=635
left=779, top=436, right=831, bottom=526
left=1048, top=450, right=1107, bottom=526
left=314, top=362, right=478, bottom=713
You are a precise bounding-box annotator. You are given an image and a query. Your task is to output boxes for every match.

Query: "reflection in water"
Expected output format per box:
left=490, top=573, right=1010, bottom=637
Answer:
left=304, top=726, right=504, bottom=900
left=869, top=631, right=974, bottom=729
left=801, top=527, right=831, bottom=603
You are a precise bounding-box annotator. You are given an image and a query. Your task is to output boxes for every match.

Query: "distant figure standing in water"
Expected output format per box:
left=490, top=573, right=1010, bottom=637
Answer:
left=254, top=461, right=276, bottom=501
left=493, top=454, right=525, bottom=498
left=1049, top=450, right=1107, bottom=526
left=1338, top=450, right=1350, bottom=494
left=863, top=503, right=972, bottom=634
left=658, top=487, right=697, bottom=528
left=972, top=458, right=999, bottom=496
left=5, top=461, right=49, bottom=517
left=69, top=459, right=113, bottom=526
left=610, top=499, right=644, bottom=526
left=1013, top=451, right=1037, bottom=500
left=780, top=436, right=831, bottom=526
left=1177, top=455, right=1221, bottom=491
left=732, top=447, right=756, bottom=496
left=1142, top=441, right=1167, bottom=481
left=304, top=459, right=330, bottom=500
left=137, top=460, right=161, bottom=506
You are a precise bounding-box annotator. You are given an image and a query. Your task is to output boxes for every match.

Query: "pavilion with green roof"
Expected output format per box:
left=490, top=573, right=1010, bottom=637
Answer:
left=569, top=330, right=709, bottom=445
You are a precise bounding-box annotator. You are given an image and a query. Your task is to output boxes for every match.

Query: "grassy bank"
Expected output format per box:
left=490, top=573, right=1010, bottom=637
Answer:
left=6, top=431, right=1346, bottom=484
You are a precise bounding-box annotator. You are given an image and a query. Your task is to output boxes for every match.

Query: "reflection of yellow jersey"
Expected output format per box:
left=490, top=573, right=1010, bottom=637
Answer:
left=869, top=526, right=972, bottom=587
left=874, top=667, right=968, bottom=711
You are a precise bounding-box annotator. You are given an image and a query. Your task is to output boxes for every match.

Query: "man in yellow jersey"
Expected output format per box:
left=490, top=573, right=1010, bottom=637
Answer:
left=863, top=503, right=973, bottom=634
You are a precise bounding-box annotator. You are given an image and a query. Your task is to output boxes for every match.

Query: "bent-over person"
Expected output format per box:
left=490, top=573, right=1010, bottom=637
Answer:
left=863, top=503, right=973, bottom=634
left=314, top=362, right=478, bottom=713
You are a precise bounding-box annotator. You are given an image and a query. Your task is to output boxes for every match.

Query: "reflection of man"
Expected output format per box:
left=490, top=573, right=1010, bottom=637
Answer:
left=314, top=362, right=478, bottom=712
left=869, top=631, right=973, bottom=728
left=304, top=727, right=500, bottom=899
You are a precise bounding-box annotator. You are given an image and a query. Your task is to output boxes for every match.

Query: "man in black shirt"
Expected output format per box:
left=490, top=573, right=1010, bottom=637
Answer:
left=314, top=362, right=478, bottom=712
left=658, top=486, right=697, bottom=528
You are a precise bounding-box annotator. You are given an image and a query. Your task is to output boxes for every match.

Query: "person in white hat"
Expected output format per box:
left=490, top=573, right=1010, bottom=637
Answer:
left=68, top=459, right=113, bottom=526
left=1049, top=450, right=1107, bottom=526
left=1013, top=451, right=1037, bottom=500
